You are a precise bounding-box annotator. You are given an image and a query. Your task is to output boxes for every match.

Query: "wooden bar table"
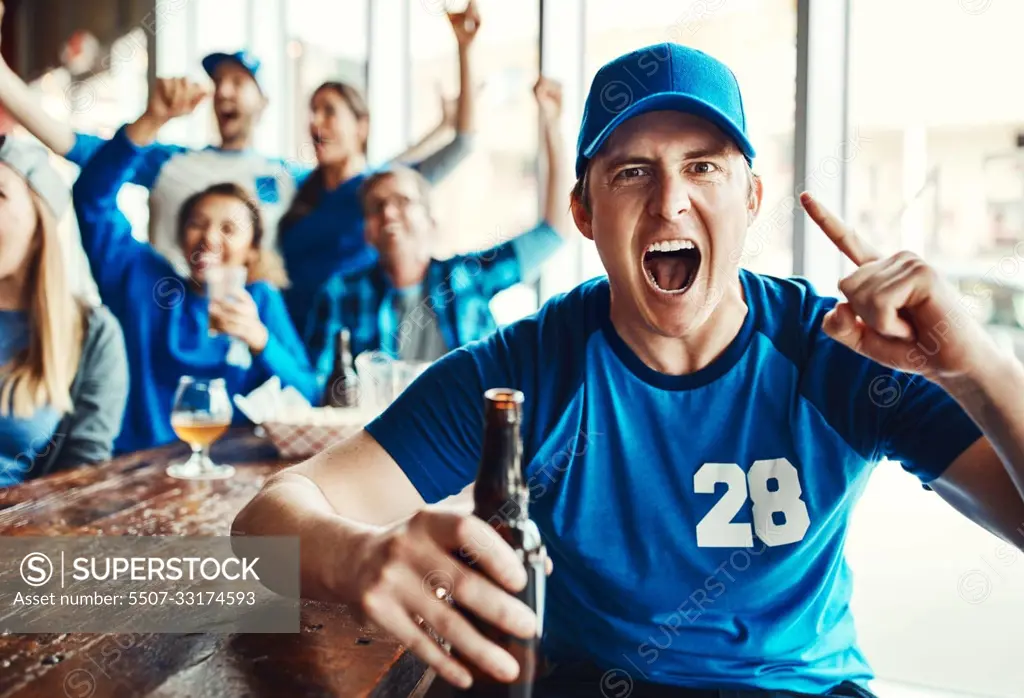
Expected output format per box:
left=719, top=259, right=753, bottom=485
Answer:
left=0, top=429, right=434, bottom=698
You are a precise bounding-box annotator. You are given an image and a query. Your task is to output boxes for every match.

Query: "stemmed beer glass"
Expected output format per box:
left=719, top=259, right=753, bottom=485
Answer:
left=167, top=376, right=234, bottom=480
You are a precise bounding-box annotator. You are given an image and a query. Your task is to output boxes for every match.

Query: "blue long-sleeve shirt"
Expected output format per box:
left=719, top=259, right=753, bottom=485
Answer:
left=72, top=127, right=319, bottom=454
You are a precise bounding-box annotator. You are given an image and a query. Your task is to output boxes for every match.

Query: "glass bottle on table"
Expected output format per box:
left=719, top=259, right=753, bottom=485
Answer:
left=168, top=376, right=235, bottom=480
left=454, top=388, right=546, bottom=698
left=326, top=328, right=359, bottom=408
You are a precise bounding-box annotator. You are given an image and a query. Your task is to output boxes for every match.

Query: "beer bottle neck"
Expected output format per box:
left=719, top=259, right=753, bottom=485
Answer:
left=335, top=331, right=353, bottom=366
left=474, top=415, right=528, bottom=522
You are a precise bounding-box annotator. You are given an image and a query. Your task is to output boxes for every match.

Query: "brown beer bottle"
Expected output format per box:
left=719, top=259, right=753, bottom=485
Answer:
left=325, top=328, right=359, bottom=408
left=455, top=388, right=546, bottom=698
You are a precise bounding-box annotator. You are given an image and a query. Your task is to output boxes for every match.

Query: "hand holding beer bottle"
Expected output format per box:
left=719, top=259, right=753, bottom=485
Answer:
left=452, top=388, right=547, bottom=697
left=340, top=390, right=549, bottom=693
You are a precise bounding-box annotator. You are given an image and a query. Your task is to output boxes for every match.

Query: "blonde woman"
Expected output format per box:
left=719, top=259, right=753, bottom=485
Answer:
left=0, top=136, right=128, bottom=485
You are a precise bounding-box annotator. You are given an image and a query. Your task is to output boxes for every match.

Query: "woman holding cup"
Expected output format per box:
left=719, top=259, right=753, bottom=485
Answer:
left=72, top=78, right=319, bottom=455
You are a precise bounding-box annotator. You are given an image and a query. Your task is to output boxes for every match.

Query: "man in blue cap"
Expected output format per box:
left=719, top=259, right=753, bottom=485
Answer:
left=200, top=50, right=269, bottom=152
left=0, top=36, right=287, bottom=258
left=234, top=44, right=1024, bottom=696
left=90, top=50, right=298, bottom=270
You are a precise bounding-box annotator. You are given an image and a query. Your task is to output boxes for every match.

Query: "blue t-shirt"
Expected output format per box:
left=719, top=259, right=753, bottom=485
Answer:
left=0, top=311, right=61, bottom=486
left=365, top=271, right=982, bottom=694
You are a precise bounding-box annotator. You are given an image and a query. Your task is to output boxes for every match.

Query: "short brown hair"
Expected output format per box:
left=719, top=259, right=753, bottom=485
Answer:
left=177, top=183, right=289, bottom=288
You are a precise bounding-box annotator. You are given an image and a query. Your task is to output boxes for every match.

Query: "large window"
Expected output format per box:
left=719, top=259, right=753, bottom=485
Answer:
left=286, top=0, right=369, bottom=161
left=845, top=2, right=1024, bottom=695
left=154, top=0, right=369, bottom=160
left=847, top=0, right=1024, bottom=360
left=583, top=0, right=797, bottom=280
left=409, top=0, right=541, bottom=322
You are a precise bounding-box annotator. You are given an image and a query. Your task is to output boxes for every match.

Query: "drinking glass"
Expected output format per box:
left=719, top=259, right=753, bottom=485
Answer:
left=205, top=265, right=248, bottom=336
left=353, top=351, right=430, bottom=415
left=167, top=376, right=235, bottom=480
left=206, top=264, right=252, bottom=368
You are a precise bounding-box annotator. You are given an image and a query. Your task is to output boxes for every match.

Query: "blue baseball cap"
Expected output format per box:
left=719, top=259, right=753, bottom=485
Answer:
left=576, top=43, right=755, bottom=178
left=201, top=50, right=266, bottom=95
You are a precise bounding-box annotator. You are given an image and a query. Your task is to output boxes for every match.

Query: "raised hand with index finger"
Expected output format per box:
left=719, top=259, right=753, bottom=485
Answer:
left=799, top=191, right=997, bottom=382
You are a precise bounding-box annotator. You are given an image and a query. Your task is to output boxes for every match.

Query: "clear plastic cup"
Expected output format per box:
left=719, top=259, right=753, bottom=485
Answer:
left=205, top=265, right=248, bottom=337
left=354, top=351, right=430, bottom=415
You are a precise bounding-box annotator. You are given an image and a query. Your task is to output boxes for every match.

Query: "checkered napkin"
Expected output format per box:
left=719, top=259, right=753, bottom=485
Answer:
left=261, top=419, right=364, bottom=460
left=234, top=378, right=372, bottom=459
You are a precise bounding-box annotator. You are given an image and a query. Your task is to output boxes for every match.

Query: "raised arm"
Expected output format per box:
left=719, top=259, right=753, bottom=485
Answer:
left=799, top=192, right=1024, bottom=547
left=404, top=0, right=480, bottom=183
left=0, top=0, right=77, bottom=157
left=448, top=0, right=478, bottom=138
left=73, top=79, right=203, bottom=296
left=0, top=62, right=77, bottom=156
left=535, top=76, right=569, bottom=236
left=0, top=57, right=177, bottom=175
left=461, top=77, right=569, bottom=300
left=72, top=127, right=155, bottom=298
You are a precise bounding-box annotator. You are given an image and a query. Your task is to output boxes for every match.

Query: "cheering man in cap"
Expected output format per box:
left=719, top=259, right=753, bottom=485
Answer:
left=235, top=44, right=1024, bottom=697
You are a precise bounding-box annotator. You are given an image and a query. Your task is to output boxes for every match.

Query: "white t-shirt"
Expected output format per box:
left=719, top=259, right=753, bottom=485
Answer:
left=69, top=132, right=308, bottom=274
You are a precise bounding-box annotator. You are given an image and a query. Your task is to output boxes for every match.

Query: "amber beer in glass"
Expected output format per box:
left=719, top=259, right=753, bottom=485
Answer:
left=455, top=388, right=546, bottom=698
left=167, top=376, right=234, bottom=480
left=170, top=419, right=229, bottom=448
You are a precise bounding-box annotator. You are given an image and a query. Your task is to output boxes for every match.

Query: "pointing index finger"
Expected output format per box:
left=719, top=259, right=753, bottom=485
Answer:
left=799, top=192, right=880, bottom=267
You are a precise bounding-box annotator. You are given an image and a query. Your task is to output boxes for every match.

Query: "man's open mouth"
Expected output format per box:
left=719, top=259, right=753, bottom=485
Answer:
left=642, top=239, right=701, bottom=294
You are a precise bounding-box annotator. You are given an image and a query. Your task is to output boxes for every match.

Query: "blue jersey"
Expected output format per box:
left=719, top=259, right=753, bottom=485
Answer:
left=365, top=271, right=982, bottom=694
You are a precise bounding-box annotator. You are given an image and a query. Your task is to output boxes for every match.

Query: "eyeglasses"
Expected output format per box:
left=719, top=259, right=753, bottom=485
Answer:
left=364, top=193, right=422, bottom=217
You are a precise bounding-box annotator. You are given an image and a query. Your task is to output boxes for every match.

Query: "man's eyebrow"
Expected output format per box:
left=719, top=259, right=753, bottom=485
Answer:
left=598, top=145, right=734, bottom=171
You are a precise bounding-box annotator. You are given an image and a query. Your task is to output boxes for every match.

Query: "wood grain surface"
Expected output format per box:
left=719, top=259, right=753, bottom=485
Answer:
left=0, top=430, right=430, bottom=698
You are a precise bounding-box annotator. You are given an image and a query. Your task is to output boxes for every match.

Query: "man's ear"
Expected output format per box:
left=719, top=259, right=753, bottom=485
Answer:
left=571, top=195, right=594, bottom=241
left=747, top=172, right=763, bottom=226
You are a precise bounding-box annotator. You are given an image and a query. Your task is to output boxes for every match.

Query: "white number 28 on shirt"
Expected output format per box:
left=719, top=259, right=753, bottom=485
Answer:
left=694, top=458, right=810, bottom=548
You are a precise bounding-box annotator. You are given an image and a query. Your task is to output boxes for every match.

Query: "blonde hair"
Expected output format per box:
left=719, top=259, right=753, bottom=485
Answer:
left=0, top=190, right=85, bottom=418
